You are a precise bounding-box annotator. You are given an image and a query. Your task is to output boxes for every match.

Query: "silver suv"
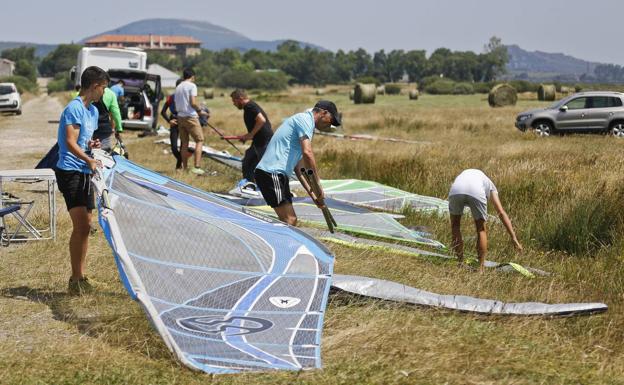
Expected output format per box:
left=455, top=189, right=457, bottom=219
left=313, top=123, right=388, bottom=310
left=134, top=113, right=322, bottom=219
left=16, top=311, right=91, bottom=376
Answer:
left=515, top=91, right=624, bottom=137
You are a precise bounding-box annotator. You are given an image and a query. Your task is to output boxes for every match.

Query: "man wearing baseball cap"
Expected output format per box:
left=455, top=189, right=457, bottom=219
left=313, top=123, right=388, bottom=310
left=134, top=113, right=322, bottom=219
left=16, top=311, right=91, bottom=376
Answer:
left=255, top=100, right=341, bottom=225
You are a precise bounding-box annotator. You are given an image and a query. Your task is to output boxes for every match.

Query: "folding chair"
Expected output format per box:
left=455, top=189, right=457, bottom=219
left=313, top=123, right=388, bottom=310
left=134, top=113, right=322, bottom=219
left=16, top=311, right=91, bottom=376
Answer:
left=0, top=204, right=21, bottom=247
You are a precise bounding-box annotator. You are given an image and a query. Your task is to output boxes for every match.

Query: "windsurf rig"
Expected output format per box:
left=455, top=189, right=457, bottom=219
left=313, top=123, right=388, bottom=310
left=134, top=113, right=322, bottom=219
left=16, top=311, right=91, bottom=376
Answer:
left=155, top=138, right=242, bottom=170
left=91, top=150, right=334, bottom=374
left=219, top=194, right=445, bottom=249
left=290, top=179, right=449, bottom=215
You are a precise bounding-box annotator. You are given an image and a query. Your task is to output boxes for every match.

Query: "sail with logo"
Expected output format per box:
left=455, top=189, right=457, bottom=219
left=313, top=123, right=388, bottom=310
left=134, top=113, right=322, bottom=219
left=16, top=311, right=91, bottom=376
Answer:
left=91, top=151, right=334, bottom=374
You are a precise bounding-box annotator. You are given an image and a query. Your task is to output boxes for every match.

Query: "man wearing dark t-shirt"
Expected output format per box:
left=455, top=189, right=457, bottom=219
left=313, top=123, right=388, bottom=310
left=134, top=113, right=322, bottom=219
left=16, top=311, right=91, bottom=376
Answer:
left=230, top=89, right=273, bottom=184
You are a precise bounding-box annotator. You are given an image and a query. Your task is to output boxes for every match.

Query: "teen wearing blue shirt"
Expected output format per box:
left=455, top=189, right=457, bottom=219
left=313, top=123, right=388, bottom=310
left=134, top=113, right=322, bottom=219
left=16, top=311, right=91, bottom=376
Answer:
left=55, top=66, right=108, bottom=295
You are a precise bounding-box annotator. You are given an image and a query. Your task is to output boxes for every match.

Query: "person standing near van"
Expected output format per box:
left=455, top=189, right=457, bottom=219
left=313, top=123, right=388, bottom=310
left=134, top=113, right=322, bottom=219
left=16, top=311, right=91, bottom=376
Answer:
left=92, top=87, right=123, bottom=151
left=174, top=68, right=207, bottom=175
left=448, top=169, right=523, bottom=272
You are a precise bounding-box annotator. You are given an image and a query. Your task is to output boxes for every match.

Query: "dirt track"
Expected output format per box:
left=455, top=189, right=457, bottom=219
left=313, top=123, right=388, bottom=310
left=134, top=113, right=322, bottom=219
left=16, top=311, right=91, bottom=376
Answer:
left=0, top=90, right=63, bottom=170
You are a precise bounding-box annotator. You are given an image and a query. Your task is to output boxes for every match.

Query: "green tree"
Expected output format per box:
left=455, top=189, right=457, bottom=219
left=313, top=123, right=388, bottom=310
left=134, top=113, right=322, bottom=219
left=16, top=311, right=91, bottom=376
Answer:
left=1, top=46, right=37, bottom=81
left=479, top=36, right=508, bottom=81
left=38, top=44, right=82, bottom=76
left=404, top=50, right=427, bottom=82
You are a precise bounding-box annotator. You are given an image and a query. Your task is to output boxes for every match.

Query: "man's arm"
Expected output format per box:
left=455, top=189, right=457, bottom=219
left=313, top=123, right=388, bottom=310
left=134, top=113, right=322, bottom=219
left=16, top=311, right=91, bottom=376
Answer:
left=104, top=90, right=123, bottom=133
left=160, top=99, right=171, bottom=122
left=490, top=192, right=523, bottom=250
left=242, top=113, right=267, bottom=141
left=65, top=124, right=98, bottom=171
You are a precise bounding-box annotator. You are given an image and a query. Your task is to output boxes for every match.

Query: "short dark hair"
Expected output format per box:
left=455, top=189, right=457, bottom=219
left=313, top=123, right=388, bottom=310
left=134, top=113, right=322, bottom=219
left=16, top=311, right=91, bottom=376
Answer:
left=183, top=68, right=195, bottom=80
left=117, top=79, right=125, bottom=85
left=230, top=88, right=247, bottom=99
left=81, top=66, right=109, bottom=89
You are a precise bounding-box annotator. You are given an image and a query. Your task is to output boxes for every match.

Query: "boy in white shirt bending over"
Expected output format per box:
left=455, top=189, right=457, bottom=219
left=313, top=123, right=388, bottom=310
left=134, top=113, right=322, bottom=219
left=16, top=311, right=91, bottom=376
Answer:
left=448, top=169, right=523, bottom=272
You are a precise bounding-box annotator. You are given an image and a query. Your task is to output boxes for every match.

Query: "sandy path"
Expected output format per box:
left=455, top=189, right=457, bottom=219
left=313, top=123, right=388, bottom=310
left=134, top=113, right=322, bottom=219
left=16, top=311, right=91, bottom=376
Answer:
left=0, top=92, right=64, bottom=169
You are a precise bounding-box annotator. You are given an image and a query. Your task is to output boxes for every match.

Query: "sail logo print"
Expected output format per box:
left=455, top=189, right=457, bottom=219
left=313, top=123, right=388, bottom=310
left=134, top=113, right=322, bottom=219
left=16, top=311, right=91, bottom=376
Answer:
left=177, top=316, right=273, bottom=336
left=269, top=297, right=301, bottom=308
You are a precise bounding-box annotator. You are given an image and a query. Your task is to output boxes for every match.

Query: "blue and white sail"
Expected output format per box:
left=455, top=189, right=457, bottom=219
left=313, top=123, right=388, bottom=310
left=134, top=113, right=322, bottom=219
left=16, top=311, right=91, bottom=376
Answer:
left=91, top=151, right=333, bottom=374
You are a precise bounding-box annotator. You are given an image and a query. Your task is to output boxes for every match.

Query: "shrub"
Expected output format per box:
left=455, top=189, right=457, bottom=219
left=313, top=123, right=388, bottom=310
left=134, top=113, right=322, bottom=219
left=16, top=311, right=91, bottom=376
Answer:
left=473, top=82, right=493, bottom=93
left=353, top=76, right=379, bottom=85
left=216, top=69, right=289, bottom=91
left=452, top=82, right=474, bottom=95
left=384, top=84, right=402, bottom=95
left=424, top=79, right=455, bottom=95
left=509, top=80, right=539, bottom=93
left=0, top=75, right=38, bottom=93
left=47, top=72, right=73, bottom=94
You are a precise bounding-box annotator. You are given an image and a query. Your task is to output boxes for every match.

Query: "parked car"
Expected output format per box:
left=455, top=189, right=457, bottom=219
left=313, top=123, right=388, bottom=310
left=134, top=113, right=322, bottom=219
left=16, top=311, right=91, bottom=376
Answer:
left=0, top=83, right=22, bottom=115
left=107, top=69, right=162, bottom=130
left=515, top=91, right=624, bottom=137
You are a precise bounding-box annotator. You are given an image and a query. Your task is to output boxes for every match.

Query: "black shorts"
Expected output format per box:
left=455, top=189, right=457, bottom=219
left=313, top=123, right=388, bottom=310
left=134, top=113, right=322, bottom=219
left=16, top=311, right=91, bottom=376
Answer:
left=254, top=169, right=292, bottom=208
left=55, top=169, right=95, bottom=210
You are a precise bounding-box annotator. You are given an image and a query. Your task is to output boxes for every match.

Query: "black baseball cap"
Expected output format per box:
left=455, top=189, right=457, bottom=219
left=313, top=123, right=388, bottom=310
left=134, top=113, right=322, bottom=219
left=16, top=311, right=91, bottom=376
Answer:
left=314, top=100, right=342, bottom=126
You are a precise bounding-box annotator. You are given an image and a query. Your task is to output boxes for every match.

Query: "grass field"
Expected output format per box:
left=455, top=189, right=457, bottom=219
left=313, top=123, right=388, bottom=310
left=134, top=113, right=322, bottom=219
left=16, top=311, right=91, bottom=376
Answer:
left=1, top=88, right=623, bottom=384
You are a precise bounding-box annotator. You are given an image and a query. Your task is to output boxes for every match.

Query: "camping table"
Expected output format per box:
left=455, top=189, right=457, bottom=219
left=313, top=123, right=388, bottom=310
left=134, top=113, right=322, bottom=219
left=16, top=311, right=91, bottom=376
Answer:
left=0, top=169, right=56, bottom=243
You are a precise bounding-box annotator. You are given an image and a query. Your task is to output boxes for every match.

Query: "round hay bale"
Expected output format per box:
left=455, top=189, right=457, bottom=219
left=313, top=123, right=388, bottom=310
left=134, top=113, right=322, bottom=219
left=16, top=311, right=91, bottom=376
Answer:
left=349, top=89, right=354, bottom=100
left=203, top=88, right=214, bottom=99
left=560, top=86, right=574, bottom=94
left=488, top=84, right=517, bottom=107
left=354, top=83, right=376, bottom=104
left=315, top=88, right=325, bottom=96
left=538, top=84, right=556, bottom=101
left=376, top=85, right=385, bottom=95
left=408, top=89, right=419, bottom=100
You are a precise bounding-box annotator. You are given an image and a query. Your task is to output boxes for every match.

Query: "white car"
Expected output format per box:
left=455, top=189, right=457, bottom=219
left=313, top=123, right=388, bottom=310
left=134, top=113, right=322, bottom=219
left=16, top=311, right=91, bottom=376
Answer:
left=0, top=83, right=22, bottom=115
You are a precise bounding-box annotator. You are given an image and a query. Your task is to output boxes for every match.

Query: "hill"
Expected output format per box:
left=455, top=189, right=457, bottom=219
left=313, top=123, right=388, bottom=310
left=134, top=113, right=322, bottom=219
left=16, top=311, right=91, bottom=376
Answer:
left=505, top=44, right=601, bottom=81
left=80, top=18, right=325, bottom=52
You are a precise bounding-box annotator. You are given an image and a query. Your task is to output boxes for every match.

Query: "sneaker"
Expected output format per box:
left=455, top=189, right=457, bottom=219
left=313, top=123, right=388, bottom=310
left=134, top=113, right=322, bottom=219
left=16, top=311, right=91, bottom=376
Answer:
left=68, top=276, right=96, bottom=296
left=190, top=167, right=205, bottom=175
left=237, top=178, right=249, bottom=188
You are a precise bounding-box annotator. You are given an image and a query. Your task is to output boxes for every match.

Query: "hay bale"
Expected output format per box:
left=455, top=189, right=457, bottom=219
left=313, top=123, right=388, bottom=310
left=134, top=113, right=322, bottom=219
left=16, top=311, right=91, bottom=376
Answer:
left=538, top=84, right=556, bottom=101
left=349, top=89, right=354, bottom=100
left=315, top=88, right=325, bottom=96
left=408, top=89, right=419, bottom=100
left=376, top=85, right=385, bottom=95
left=203, top=88, right=214, bottom=99
left=488, top=84, right=517, bottom=107
left=560, top=86, right=574, bottom=94
left=354, top=83, right=376, bottom=104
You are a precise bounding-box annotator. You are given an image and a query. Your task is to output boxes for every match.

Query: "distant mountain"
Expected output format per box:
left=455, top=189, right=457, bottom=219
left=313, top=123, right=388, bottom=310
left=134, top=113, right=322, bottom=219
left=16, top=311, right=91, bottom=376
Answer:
left=505, top=44, right=601, bottom=81
left=0, top=42, right=57, bottom=57
left=80, top=18, right=326, bottom=52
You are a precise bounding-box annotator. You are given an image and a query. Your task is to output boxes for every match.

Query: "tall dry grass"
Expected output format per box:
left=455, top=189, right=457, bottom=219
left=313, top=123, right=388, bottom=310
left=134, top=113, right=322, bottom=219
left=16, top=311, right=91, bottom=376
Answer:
left=0, top=90, right=623, bottom=384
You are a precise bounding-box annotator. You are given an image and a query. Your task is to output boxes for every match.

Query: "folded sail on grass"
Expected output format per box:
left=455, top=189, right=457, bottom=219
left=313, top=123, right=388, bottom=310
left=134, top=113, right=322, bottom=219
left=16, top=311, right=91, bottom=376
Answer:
left=92, top=153, right=334, bottom=374
left=291, top=179, right=449, bottom=214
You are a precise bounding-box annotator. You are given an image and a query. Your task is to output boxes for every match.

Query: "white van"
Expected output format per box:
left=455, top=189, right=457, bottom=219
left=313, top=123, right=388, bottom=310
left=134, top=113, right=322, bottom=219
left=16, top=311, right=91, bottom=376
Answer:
left=70, top=47, right=147, bottom=86
left=0, top=83, right=22, bottom=115
left=70, top=47, right=161, bottom=130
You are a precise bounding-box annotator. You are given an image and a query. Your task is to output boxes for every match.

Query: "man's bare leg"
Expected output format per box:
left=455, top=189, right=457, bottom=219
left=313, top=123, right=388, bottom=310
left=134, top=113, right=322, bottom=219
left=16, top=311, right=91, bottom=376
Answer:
left=273, top=202, right=297, bottom=226
left=194, top=140, right=203, bottom=168
left=180, top=138, right=190, bottom=169
left=68, top=207, right=92, bottom=280
left=450, top=214, right=464, bottom=264
left=475, top=219, right=487, bottom=273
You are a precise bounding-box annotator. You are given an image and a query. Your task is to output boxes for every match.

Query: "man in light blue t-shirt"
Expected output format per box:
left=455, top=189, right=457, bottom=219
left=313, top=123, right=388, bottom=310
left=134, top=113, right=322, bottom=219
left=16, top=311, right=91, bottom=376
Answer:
left=255, top=100, right=341, bottom=225
left=55, top=66, right=108, bottom=295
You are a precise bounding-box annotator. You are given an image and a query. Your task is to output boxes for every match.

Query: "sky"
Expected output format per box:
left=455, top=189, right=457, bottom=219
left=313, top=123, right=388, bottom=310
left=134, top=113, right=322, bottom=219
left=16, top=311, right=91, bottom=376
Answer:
left=2, top=0, right=623, bottom=65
